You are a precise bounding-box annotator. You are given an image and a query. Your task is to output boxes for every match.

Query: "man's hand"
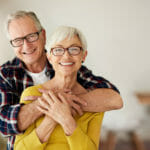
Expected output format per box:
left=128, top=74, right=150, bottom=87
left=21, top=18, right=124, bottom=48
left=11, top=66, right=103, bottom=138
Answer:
left=17, top=99, right=43, bottom=131
left=23, top=95, right=41, bottom=101
left=38, top=88, right=87, bottom=116
left=37, top=91, right=77, bottom=136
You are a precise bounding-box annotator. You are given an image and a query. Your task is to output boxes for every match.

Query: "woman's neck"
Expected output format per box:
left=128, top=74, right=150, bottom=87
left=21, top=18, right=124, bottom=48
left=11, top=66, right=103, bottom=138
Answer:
left=43, top=73, right=78, bottom=92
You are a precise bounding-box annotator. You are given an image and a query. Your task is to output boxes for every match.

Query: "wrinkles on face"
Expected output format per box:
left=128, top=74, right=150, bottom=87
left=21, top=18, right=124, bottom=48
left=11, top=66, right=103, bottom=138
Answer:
left=9, top=17, right=46, bottom=68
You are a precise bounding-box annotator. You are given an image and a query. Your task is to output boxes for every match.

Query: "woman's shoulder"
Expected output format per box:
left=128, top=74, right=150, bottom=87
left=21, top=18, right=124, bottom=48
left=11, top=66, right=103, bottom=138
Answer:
left=76, top=112, right=104, bottom=122
left=23, top=84, right=42, bottom=94
left=20, top=84, right=43, bottom=104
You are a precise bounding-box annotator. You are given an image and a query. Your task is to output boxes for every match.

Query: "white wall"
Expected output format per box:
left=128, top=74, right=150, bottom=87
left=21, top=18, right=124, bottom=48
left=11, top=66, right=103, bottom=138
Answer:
left=0, top=0, right=149, bottom=94
left=0, top=0, right=150, bottom=135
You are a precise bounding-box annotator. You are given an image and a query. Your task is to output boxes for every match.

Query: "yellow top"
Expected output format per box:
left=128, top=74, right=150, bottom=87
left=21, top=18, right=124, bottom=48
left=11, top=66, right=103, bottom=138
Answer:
left=14, top=85, right=104, bottom=150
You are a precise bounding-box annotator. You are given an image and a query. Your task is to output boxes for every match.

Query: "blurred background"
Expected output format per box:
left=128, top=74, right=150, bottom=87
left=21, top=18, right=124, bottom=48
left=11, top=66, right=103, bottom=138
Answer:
left=0, top=0, right=150, bottom=150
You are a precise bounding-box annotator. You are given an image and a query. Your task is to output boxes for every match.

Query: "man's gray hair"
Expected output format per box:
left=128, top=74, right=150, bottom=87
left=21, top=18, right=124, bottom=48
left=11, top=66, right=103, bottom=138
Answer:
left=49, top=26, right=87, bottom=51
left=6, top=10, right=43, bottom=38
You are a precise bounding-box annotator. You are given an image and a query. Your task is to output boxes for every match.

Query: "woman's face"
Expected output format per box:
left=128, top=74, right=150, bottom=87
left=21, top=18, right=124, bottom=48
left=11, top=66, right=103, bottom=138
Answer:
left=47, top=35, right=87, bottom=76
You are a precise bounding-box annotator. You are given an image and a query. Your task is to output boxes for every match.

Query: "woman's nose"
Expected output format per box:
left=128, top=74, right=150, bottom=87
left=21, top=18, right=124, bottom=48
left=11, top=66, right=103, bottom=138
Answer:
left=63, top=50, right=71, bottom=57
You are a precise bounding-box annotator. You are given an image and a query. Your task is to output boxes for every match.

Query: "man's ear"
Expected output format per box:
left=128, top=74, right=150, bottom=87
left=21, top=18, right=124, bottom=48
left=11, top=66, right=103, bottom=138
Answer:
left=46, top=52, right=51, bottom=64
left=41, top=29, right=46, bottom=45
left=82, top=50, right=88, bottom=62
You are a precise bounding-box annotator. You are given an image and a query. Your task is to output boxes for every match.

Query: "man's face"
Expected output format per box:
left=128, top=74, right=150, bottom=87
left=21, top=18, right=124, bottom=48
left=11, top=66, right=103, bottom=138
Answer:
left=8, top=16, right=46, bottom=66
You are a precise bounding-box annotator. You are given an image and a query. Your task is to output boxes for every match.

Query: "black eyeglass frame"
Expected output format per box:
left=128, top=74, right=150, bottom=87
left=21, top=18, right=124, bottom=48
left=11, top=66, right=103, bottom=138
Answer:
left=51, top=46, right=83, bottom=56
left=10, top=29, right=42, bottom=47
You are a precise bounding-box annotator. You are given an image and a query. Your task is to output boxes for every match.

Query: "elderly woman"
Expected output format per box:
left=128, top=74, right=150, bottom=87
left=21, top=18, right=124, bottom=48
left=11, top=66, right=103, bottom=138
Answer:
left=14, top=26, right=104, bottom=150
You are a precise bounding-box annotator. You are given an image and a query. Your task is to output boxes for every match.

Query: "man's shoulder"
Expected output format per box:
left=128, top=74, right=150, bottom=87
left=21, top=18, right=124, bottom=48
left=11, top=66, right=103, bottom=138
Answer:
left=0, top=57, right=21, bottom=70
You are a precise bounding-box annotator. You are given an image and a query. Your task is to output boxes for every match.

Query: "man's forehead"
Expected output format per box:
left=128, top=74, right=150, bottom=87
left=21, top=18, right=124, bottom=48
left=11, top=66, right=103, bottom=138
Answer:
left=8, top=16, right=38, bottom=39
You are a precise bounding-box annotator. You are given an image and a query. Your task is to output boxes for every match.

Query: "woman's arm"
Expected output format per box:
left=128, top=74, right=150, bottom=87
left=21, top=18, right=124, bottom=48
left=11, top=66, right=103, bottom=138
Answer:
left=15, top=86, right=57, bottom=150
left=66, top=113, right=104, bottom=150
left=37, top=90, right=104, bottom=150
left=35, top=116, right=57, bottom=143
left=37, top=91, right=77, bottom=136
left=15, top=116, right=56, bottom=150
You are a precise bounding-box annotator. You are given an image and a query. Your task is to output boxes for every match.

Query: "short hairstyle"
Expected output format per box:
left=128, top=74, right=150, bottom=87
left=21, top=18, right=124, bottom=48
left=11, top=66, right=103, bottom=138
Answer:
left=6, top=10, right=43, bottom=38
left=48, top=26, right=87, bottom=52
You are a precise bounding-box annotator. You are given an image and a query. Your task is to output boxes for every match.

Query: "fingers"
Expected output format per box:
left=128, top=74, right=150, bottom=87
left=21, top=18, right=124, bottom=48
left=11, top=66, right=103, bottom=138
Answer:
left=37, top=105, right=50, bottom=117
left=23, top=96, right=40, bottom=101
left=71, top=102, right=83, bottom=116
left=38, top=89, right=85, bottom=117
left=48, top=91, right=60, bottom=103
left=63, top=89, right=72, bottom=93
left=71, top=95, right=87, bottom=106
left=71, top=108, right=77, bottom=117
left=38, top=88, right=49, bottom=94
left=58, top=93, right=68, bottom=104
left=38, top=97, right=50, bottom=110
left=58, top=92, right=85, bottom=116
left=42, top=93, right=54, bottom=106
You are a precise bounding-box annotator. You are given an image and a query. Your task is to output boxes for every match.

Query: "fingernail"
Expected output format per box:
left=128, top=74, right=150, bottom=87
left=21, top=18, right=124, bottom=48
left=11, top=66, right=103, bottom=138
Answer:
left=84, top=102, right=87, bottom=106
left=80, top=113, right=83, bottom=116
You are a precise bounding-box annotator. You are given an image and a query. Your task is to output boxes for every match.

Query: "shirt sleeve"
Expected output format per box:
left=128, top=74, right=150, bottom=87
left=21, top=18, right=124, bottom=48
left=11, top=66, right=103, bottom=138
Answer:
left=14, top=86, right=46, bottom=150
left=0, top=73, right=22, bottom=137
left=77, top=65, right=120, bottom=93
left=14, top=128, right=46, bottom=150
left=66, top=112, right=104, bottom=150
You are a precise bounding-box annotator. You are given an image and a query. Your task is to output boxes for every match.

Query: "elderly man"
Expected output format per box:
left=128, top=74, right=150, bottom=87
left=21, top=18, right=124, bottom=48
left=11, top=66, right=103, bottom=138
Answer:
left=0, top=10, right=123, bottom=150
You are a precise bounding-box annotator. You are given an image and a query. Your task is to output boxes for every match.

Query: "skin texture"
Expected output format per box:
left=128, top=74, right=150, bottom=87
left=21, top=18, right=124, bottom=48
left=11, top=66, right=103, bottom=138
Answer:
left=8, top=16, right=123, bottom=134
left=33, top=36, right=122, bottom=142
left=8, top=16, right=47, bottom=131
left=8, top=16, right=47, bottom=72
left=34, top=36, right=88, bottom=141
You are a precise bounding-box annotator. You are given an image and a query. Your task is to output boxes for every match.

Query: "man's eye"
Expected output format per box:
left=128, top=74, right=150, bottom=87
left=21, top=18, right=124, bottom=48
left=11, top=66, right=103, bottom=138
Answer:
left=13, top=39, right=22, bottom=43
left=27, top=34, right=36, bottom=40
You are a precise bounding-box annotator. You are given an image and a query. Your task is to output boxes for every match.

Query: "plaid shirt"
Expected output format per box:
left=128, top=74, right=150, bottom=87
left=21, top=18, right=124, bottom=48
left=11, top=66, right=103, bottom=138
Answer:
left=0, top=57, right=119, bottom=150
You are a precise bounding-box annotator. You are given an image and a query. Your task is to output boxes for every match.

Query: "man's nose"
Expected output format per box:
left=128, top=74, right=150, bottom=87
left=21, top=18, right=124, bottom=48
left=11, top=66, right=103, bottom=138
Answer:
left=23, top=39, right=32, bottom=49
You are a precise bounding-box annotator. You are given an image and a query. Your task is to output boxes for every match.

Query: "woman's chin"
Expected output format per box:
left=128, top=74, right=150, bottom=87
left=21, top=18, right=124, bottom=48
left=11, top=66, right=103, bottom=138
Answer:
left=59, top=69, right=76, bottom=77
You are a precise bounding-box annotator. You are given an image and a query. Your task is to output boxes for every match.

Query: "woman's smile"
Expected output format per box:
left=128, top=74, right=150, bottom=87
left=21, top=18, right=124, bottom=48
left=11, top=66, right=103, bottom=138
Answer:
left=59, top=62, right=75, bottom=66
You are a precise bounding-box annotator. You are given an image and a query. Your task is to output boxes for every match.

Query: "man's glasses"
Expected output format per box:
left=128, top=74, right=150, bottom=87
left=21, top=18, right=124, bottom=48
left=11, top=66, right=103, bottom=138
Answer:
left=51, top=46, right=83, bottom=56
left=10, top=30, right=42, bottom=47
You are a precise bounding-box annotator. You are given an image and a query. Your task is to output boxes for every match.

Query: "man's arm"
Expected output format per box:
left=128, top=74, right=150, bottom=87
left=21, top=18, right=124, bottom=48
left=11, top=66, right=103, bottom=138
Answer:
left=0, top=70, right=42, bottom=136
left=0, top=86, right=21, bottom=136
left=17, top=100, right=42, bottom=131
left=79, top=89, right=123, bottom=112
left=0, top=85, right=41, bottom=136
left=17, top=85, right=45, bottom=132
left=77, top=65, right=123, bottom=112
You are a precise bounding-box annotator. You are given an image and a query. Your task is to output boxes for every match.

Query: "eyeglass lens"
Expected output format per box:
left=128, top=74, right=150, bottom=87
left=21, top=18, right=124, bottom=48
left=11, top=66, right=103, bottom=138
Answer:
left=52, top=46, right=81, bottom=56
left=10, top=30, right=41, bottom=47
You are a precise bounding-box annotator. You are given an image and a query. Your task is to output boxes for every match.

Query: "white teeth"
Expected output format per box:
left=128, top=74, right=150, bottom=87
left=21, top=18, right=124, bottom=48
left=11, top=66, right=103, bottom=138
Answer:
left=60, top=62, right=73, bottom=66
left=23, top=49, right=35, bottom=55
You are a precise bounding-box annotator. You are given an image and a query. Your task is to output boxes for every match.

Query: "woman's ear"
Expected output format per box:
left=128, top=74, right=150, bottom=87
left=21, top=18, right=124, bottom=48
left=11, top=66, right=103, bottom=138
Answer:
left=82, top=50, right=88, bottom=63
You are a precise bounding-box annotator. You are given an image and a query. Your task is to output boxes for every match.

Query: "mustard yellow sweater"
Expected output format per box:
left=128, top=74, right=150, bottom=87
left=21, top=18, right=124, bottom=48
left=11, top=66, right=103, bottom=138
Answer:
left=14, top=85, right=104, bottom=150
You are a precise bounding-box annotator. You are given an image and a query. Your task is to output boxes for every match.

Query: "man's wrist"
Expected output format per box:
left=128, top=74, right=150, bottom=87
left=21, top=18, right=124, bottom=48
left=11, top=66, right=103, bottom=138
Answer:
left=17, top=101, right=43, bottom=131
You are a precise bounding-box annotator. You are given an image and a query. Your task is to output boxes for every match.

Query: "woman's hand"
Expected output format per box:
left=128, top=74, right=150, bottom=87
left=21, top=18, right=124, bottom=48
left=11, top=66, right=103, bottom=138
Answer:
left=38, top=88, right=87, bottom=116
left=37, top=90, right=77, bottom=135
